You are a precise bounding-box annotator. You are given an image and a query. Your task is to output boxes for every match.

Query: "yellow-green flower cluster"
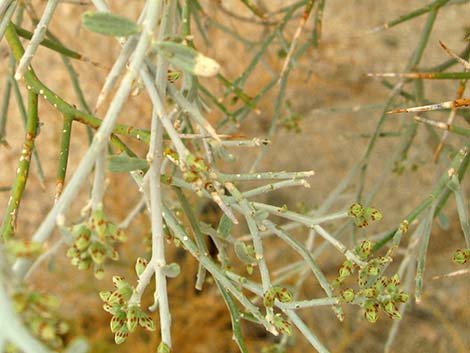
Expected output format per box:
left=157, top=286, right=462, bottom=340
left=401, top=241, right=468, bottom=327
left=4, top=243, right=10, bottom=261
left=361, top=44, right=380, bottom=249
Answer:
left=100, top=276, right=155, bottom=344
left=332, top=240, right=409, bottom=323
left=7, top=290, right=69, bottom=352
left=66, top=208, right=126, bottom=279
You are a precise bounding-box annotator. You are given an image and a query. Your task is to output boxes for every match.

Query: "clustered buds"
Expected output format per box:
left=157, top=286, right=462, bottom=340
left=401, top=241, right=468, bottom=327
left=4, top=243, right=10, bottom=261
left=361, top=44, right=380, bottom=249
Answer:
left=348, top=203, right=383, bottom=228
left=4, top=239, right=43, bottom=259
left=332, top=240, right=409, bottom=323
left=262, top=286, right=293, bottom=336
left=263, top=286, right=293, bottom=308
left=184, top=154, right=209, bottom=184
left=66, top=207, right=127, bottom=279
left=271, top=314, right=292, bottom=336
left=100, top=276, right=155, bottom=344
left=9, top=289, right=69, bottom=351
left=453, top=248, right=470, bottom=264
left=358, top=274, right=408, bottom=322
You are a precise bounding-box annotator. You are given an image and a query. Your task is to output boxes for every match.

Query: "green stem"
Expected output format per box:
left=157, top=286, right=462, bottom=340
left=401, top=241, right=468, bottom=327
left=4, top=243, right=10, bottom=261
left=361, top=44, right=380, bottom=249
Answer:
left=0, top=75, right=12, bottom=142
left=356, top=5, right=441, bottom=203
left=312, top=0, right=326, bottom=47
left=174, top=187, right=208, bottom=290
left=13, top=23, right=82, bottom=60
left=55, top=116, right=73, bottom=201
left=369, top=0, right=450, bottom=32
left=5, top=23, right=150, bottom=144
left=0, top=91, right=38, bottom=240
left=239, top=0, right=267, bottom=19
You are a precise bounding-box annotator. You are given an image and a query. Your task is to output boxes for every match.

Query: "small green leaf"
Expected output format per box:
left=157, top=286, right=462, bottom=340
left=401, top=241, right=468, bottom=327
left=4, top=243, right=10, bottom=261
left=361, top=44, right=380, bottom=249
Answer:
left=162, top=263, right=180, bottom=278
left=234, top=241, right=256, bottom=264
left=135, top=257, right=148, bottom=277
left=217, top=214, right=233, bottom=238
left=82, top=12, right=140, bottom=37
left=155, top=41, right=220, bottom=77
left=107, top=155, right=148, bottom=173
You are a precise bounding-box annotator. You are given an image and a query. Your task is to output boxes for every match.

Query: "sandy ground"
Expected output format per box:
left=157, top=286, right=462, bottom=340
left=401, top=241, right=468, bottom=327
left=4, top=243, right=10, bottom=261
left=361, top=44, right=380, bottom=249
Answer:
left=1, top=1, right=470, bottom=352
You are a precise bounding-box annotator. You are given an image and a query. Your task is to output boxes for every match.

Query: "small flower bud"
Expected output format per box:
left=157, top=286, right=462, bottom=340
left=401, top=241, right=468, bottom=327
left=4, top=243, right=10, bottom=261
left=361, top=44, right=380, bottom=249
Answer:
left=363, top=301, right=379, bottom=323
left=91, top=208, right=107, bottom=238
left=74, top=231, right=91, bottom=251
left=89, top=241, right=107, bottom=264
left=114, top=327, right=129, bottom=344
left=126, top=306, right=140, bottom=332
left=66, top=246, right=80, bottom=258
left=394, top=290, right=409, bottom=303
left=361, top=288, right=377, bottom=298
left=77, top=257, right=92, bottom=270
left=364, top=207, right=383, bottom=221
left=112, top=276, right=128, bottom=289
left=338, top=260, right=354, bottom=279
left=271, top=314, right=292, bottom=336
left=340, top=288, right=355, bottom=303
left=349, top=203, right=363, bottom=217
left=383, top=301, right=401, bottom=320
left=99, top=291, right=112, bottom=302
left=135, top=257, right=148, bottom=277
left=263, top=289, right=276, bottom=308
left=275, top=287, right=293, bottom=303
left=110, top=311, right=126, bottom=333
left=94, top=264, right=105, bottom=280
left=355, top=240, right=373, bottom=259
left=453, top=248, right=470, bottom=265
left=139, top=311, right=155, bottom=331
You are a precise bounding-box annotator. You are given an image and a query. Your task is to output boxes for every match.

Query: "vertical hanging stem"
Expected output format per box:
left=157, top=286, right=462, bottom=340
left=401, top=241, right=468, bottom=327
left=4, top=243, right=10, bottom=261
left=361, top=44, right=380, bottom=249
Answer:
left=55, top=115, right=73, bottom=202
left=0, top=91, right=38, bottom=240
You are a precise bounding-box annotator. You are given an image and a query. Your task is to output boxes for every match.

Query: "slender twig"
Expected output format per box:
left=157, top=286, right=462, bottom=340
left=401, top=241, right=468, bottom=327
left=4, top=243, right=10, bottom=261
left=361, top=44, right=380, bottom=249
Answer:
left=217, top=170, right=314, bottom=182
left=367, top=0, right=450, bottom=34
left=55, top=116, right=73, bottom=202
left=413, top=116, right=470, bottom=137
left=279, top=0, right=315, bottom=79
left=0, top=75, right=11, bottom=142
left=10, top=0, right=160, bottom=278
left=374, top=145, right=470, bottom=251
left=0, top=91, right=38, bottom=240
left=226, top=183, right=272, bottom=293
left=0, top=1, right=17, bottom=42
left=14, top=0, right=59, bottom=80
